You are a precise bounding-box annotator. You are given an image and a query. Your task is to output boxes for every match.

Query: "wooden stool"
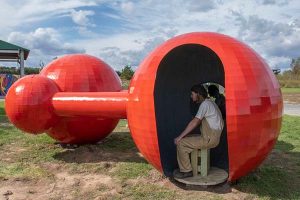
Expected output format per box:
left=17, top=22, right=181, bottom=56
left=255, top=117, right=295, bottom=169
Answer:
left=174, top=148, right=228, bottom=186
left=191, top=148, right=210, bottom=177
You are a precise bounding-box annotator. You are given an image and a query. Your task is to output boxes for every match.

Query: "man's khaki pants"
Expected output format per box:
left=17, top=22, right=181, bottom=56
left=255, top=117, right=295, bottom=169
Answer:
left=177, top=119, right=222, bottom=172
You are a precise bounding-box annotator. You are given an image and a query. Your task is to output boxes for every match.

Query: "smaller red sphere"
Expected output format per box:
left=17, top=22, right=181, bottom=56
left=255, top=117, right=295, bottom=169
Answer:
left=39, top=54, right=122, bottom=144
left=5, top=75, right=59, bottom=134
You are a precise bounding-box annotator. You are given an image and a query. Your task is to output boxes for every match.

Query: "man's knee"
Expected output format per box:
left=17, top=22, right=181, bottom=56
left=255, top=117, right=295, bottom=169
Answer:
left=177, top=138, right=189, bottom=148
left=177, top=140, right=184, bottom=150
left=177, top=138, right=190, bottom=154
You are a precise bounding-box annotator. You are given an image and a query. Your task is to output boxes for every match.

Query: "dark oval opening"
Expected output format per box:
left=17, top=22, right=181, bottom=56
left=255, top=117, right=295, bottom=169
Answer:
left=154, top=44, right=228, bottom=177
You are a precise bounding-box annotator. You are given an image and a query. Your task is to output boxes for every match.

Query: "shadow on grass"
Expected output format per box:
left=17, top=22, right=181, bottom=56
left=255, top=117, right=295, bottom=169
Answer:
left=53, top=132, right=147, bottom=164
left=0, top=115, right=9, bottom=123
left=235, top=140, right=300, bottom=200
left=0, top=108, right=5, bottom=116
left=0, top=100, right=5, bottom=115
left=0, top=104, right=8, bottom=123
left=275, top=140, right=295, bottom=152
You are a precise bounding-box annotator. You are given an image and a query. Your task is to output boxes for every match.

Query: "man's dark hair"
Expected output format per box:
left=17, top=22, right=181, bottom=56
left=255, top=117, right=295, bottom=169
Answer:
left=191, top=84, right=208, bottom=98
left=208, top=85, right=219, bottom=97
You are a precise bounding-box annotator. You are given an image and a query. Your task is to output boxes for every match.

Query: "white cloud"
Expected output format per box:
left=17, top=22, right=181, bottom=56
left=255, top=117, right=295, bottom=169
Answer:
left=0, top=0, right=99, bottom=38
left=255, top=0, right=289, bottom=6
left=1, top=0, right=300, bottom=71
left=74, top=26, right=179, bottom=70
left=187, top=0, right=216, bottom=12
left=120, top=1, right=134, bottom=14
left=70, top=9, right=95, bottom=26
left=98, top=36, right=168, bottom=70
left=7, top=28, right=84, bottom=67
left=232, top=12, right=300, bottom=69
left=72, top=0, right=300, bottom=70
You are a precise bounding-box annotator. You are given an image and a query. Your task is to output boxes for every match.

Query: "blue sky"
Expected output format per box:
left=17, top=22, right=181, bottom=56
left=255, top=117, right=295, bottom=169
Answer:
left=0, top=0, right=300, bottom=70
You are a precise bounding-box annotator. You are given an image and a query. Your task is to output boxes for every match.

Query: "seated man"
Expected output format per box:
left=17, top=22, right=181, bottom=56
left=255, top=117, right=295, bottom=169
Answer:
left=173, top=84, right=224, bottom=179
left=208, top=85, right=226, bottom=120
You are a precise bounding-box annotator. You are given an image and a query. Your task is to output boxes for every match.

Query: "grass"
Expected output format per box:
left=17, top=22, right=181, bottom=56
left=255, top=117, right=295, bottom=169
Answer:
left=281, top=87, right=300, bottom=94
left=277, top=115, right=300, bottom=152
left=99, top=130, right=136, bottom=152
left=0, top=101, right=8, bottom=123
left=0, top=102, right=300, bottom=199
left=124, top=184, right=176, bottom=200
left=0, top=163, right=50, bottom=179
left=112, top=162, right=153, bottom=181
left=0, top=101, right=4, bottom=114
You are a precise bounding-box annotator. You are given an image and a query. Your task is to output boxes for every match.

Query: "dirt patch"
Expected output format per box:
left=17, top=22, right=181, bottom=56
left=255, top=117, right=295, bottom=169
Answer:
left=0, top=146, right=27, bottom=163
left=0, top=149, right=258, bottom=200
left=0, top=123, right=12, bottom=127
left=0, top=169, right=123, bottom=200
left=53, top=145, right=145, bottom=164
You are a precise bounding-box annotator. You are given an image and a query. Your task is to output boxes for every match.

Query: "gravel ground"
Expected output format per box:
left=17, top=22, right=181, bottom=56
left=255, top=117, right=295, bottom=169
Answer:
left=283, top=102, right=300, bottom=116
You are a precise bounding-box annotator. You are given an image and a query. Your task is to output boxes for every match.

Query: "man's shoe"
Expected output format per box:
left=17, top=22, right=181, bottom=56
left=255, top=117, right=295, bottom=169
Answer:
left=173, top=170, right=193, bottom=179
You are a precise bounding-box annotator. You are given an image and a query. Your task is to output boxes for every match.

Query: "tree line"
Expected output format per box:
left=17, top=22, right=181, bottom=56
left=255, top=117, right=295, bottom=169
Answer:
left=276, top=57, right=300, bottom=87
left=2, top=58, right=300, bottom=88
left=0, top=65, right=135, bottom=80
left=0, top=66, right=40, bottom=75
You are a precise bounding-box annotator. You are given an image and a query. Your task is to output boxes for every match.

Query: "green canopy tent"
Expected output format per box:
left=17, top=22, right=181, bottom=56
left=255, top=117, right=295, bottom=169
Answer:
left=0, top=40, right=30, bottom=77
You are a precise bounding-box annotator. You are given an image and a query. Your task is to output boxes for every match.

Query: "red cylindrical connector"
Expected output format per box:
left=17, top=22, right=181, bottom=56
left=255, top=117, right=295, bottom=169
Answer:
left=52, top=91, right=128, bottom=119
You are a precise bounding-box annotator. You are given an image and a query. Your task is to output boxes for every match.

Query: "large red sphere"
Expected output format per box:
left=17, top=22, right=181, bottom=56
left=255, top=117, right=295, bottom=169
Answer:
left=40, top=54, right=122, bottom=144
left=127, top=32, right=283, bottom=181
left=5, top=75, right=59, bottom=134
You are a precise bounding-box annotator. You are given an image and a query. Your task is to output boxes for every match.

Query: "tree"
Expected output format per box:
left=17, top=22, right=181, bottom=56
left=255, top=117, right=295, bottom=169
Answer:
left=291, top=57, right=300, bottom=75
left=0, top=66, right=39, bottom=75
left=25, top=67, right=39, bottom=74
left=120, top=65, right=134, bottom=80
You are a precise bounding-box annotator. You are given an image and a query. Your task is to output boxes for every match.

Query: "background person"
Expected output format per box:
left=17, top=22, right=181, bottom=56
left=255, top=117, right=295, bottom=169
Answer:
left=208, top=85, right=226, bottom=120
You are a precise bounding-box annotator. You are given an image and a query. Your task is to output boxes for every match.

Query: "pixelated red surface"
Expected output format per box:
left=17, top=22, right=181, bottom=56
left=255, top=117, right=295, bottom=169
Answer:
left=39, top=54, right=122, bottom=144
left=5, top=75, right=59, bottom=134
left=127, top=32, right=283, bottom=180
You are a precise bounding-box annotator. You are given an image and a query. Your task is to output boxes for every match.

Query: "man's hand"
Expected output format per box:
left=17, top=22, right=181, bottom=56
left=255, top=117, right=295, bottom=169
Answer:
left=174, top=136, right=182, bottom=145
left=174, top=117, right=201, bottom=146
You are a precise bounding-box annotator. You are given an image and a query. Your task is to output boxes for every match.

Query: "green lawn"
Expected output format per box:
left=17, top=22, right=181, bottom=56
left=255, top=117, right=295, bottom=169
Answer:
left=0, top=101, right=8, bottom=123
left=281, top=87, right=300, bottom=94
left=0, top=101, right=5, bottom=115
left=0, top=101, right=300, bottom=199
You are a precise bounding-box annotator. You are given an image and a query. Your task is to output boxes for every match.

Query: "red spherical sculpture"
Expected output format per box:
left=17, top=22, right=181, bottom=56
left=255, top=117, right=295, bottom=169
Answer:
left=127, top=32, right=283, bottom=181
left=6, top=54, right=122, bottom=144
left=39, top=54, right=122, bottom=144
left=5, top=33, right=283, bottom=182
left=5, top=75, right=59, bottom=133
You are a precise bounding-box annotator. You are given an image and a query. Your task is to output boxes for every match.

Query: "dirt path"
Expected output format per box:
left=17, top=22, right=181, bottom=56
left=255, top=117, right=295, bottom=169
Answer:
left=284, top=102, right=300, bottom=116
